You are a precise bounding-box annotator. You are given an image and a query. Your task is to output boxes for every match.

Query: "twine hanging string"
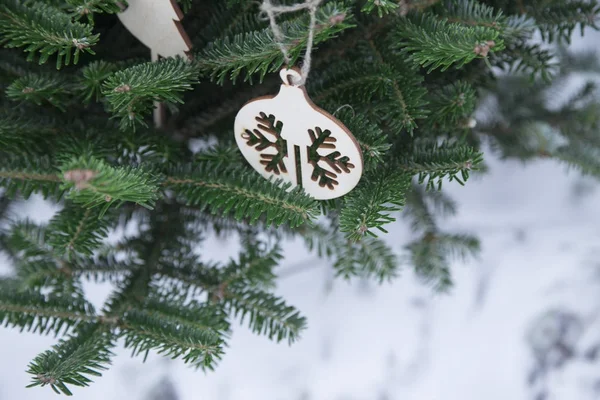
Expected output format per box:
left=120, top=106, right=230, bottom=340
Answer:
left=260, top=0, right=323, bottom=86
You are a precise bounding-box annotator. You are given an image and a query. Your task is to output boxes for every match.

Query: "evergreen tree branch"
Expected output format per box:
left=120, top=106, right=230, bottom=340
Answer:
left=5, top=220, right=52, bottom=262
left=219, top=242, right=281, bottom=289
left=554, top=141, right=600, bottom=178
left=196, top=1, right=260, bottom=48
left=427, top=81, right=477, bottom=126
left=0, top=155, right=63, bottom=199
left=69, top=254, right=139, bottom=283
left=334, top=237, right=399, bottom=282
left=362, top=37, right=429, bottom=134
left=406, top=232, right=479, bottom=291
left=47, top=204, right=111, bottom=259
left=197, top=2, right=354, bottom=83
left=164, top=163, right=320, bottom=227
left=66, top=0, right=122, bottom=23
left=301, top=224, right=400, bottom=282
left=399, top=141, right=483, bottom=189
left=0, top=288, right=96, bottom=334
left=335, top=110, right=390, bottom=170
left=361, top=0, right=399, bottom=16
left=442, top=0, right=505, bottom=29
left=224, top=287, right=306, bottom=344
left=340, top=169, right=411, bottom=241
left=102, top=58, right=200, bottom=129
left=1, top=156, right=319, bottom=227
left=60, top=156, right=159, bottom=213
left=403, top=184, right=439, bottom=233
left=6, top=73, right=74, bottom=111
left=0, top=0, right=98, bottom=68
left=309, top=61, right=396, bottom=104
left=0, top=111, right=56, bottom=155
left=528, top=1, right=600, bottom=42
left=492, top=42, right=557, bottom=81
left=26, top=323, right=114, bottom=396
left=394, top=13, right=504, bottom=72
left=120, top=297, right=227, bottom=369
left=79, top=60, right=117, bottom=102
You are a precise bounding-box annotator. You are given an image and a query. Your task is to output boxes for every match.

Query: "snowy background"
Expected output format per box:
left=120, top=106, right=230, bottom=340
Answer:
left=2, top=35, right=600, bottom=400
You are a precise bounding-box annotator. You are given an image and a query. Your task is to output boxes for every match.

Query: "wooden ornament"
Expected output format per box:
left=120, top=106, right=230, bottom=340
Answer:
left=117, top=0, right=193, bottom=127
left=117, top=0, right=192, bottom=59
left=234, top=68, right=363, bottom=200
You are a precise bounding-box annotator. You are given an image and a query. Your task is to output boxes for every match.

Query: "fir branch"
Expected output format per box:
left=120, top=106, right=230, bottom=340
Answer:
left=69, top=254, right=139, bottom=283
left=405, top=236, right=452, bottom=290
left=362, top=38, right=429, bottom=134
left=6, top=73, right=74, bottom=111
left=120, top=298, right=227, bottom=369
left=196, top=1, right=260, bottom=48
left=5, top=220, right=52, bottom=263
left=492, top=43, right=557, bottom=81
left=60, top=156, right=159, bottom=213
left=79, top=60, right=117, bottom=102
left=334, top=237, right=399, bottom=282
left=0, top=50, right=32, bottom=79
left=530, top=1, right=600, bottom=42
left=225, top=287, right=306, bottom=344
left=0, top=288, right=95, bottom=334
left=403, top=184, right=440, bottom=233
left=400, top=141, right=483, bottom=189
left=47, top=204, right=111, bottom=259
left=300, top=223, right=338, bottom=259
left=140, top=296, right=230, bottom=338
left=335, top=110, right=390, bottom=170
left=0, top=154, right=63, bottom=199
left=394, top=13, right=504, bottom=72
left=220, top=243, right=281, bottom=289
left=554, top=141, right=600, bottom=178
left=177, top=0, right=192, bottom=13
left=340, top=169, right=411, bottom=241
left=194, top=145, right=245, bottom=167
left=310, top=61, right=396, bottom=104
left=0, top=111, right=55, bottom=155
left=442, top=0, right=505, bottom=30
left=406, top=232, right=479, bottom=291
left=14, top=259, right=72, bottom=290
left=66, top=0, right=122, bottom=23
left=423, top=188, right=458, bottom=219
left=361, top=0, right=399, bottom=16
left=0, top=0, right=98, bottom=68
left=164, top=163, right=320, bottom=227
left=26, top=323, right=114, bottom=396
left=198, top=2, right=354, bottom=83
left=502, top=13, right=537, bottom=42
left=427, top=81, right=477, bottom=126
left=301, top=224, right=400, bottom=282
left=102, top=58, right=200, bottom=129
left=402, top=186, right=479, bottom=290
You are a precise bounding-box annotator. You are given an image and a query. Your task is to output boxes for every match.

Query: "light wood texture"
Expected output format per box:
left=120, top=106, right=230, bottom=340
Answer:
left=234, top=69, right=363, bottom=200
left=151, top=50, right=166, bottom=127
left=117, top=0, right=192, bottom=58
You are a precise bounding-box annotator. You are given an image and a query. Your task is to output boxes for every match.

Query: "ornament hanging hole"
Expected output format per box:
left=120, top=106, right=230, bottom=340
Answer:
left=280, top=68, right=303, bottom=86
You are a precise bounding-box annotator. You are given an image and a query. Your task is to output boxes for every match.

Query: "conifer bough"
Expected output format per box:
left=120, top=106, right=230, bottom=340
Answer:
left=0, top=0, right=598, bottom=395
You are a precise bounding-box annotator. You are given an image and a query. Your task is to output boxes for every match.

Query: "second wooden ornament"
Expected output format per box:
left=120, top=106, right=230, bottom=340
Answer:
left=117, top=0, right=192, bottom=59
left=234, top=68, right=363, bottom=200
